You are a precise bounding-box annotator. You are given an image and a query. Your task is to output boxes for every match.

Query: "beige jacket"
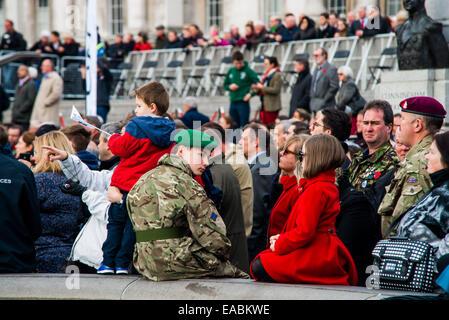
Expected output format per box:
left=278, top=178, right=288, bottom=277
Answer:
left=30, top=71, right=63, bottom=126
left=225, top=143, right=254, bottom=238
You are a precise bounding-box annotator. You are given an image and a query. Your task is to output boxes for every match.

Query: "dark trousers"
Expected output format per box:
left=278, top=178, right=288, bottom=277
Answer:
left=97, top=105, right=110, bottom=123
left=250, top=256, right=275, bottom=282
left=229, top=101, right=250, bottom=128
left=101, top=191, right=136, bottom=269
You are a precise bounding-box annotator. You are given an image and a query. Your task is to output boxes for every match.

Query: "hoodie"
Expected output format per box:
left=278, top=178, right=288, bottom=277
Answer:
left=108, top=115, right=175, bottom=191
left=76, top=150, right=100, bottom=170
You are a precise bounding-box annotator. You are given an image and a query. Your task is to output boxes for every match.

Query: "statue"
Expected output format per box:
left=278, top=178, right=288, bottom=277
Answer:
left=396, top=0, right=449, bottom=70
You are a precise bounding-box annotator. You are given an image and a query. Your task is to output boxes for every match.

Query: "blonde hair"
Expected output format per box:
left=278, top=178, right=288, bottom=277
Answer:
left=301, top=134, right=345, bottom=179
left=33, top=131, right=75, bottom=174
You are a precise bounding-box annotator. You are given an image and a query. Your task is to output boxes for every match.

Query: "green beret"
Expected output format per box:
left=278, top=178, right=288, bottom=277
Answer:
left=174, top=129, right=217, bottom=149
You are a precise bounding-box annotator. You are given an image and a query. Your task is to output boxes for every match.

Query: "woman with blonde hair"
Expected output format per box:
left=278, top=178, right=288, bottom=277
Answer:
left=33, top=131, right=83, bottom=273
left=267, top=134, right=308, bottom=240
left=250, top=134, right=358, bottom=285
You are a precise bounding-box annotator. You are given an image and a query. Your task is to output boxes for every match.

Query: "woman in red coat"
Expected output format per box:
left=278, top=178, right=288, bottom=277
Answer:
left=268, top=134, right=308, bottom=240
left=133, top=31, right=152, bottom=51
left=250, top=134, right=358, bottom=285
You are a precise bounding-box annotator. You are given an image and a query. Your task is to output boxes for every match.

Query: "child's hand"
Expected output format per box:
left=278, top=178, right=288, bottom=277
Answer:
left=107, top=186, right=123, bottom=204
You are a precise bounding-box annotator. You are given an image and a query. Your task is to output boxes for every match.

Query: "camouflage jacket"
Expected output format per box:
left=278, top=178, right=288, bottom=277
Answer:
left=378, top=135, right=433, bottom=237
left=126, top=154, right=248, bottom=281
left=347, top=141, right=399, bottom=192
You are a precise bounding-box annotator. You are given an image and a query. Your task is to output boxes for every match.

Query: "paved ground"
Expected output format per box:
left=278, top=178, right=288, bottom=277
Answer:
left=0, top=274, right=439, bottom=300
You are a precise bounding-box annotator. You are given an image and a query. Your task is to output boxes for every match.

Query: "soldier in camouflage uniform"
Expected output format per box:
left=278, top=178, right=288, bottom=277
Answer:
left=347, top=100, right=399, bottom=192
left=127, top=129, right=249, bottom=281
left=378, top=97, right=447, bottom=237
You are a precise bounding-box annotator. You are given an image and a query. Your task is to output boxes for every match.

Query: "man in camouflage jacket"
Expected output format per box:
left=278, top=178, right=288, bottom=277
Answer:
left=378, top=97, right=446, bottom=236
left=347, top=100, right=399, bottom=193
left=127, top=129, right=249, bottom=281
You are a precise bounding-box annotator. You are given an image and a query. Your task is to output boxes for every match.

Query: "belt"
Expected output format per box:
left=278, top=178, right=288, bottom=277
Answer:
left=135, top=226, right=188, bottom=243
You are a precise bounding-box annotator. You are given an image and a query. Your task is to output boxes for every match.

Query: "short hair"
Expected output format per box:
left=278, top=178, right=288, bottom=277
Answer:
left=321, top=109, right=351, bottom=141
left=295, top=57, right=309, bottom=70
left=33, top=131, right=74, bottom=174
left=434, top=130, right=449, bottom=169
left=100, top=122, right=123, bottom=143
left=362, top=100, right=394, bottom=126
left=183, top=96, right=198, bottom=109
left=421, top=115, right=444, bottom=136
left=61, top=124, right=92, bottom=152
left=337, top=65, right=354, bottom=79
left=221, top=115, right=237, bottom=128
left=243, top=123, right=273, bottom=153
left=319, top=47, right=328, bottom=59
left=174, top=119, right=188, bottom=130
left=265, top=56, right=279, bottom=68
left=290, top=121, right=310, bottom=135
left=131, top=81, right=170, bottom=115
left=320, top=12, right=330, bottom=19
left=294, top=108, right=311, bottom=122
left=51, top=30, right=60, bottom=38
left=84, top=115, right=103, bottom=128
left=201, top=122, right=226, bottom=144
left=302, top=134, right=345, bottom=179
left=8, top=124, right=24, bottom=135
left=232, top=50, right=244, bottom=61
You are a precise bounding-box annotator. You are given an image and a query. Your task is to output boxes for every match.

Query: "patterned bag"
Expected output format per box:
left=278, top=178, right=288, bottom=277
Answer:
left=370, top=237, right=435, bottom=293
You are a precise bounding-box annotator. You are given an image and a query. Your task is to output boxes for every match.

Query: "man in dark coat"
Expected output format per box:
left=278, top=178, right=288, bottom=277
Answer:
left=289, top=57, right=312, bottom=116
left=155, top=25, right=168, bottom=49
left=202, top=123, right=250, bottom=274
left=12, top=65, right=37, bottom=130
left=240, top=124, right=277, bottom=263
left=317, top=13, right=337, bottom=39
left=180, top=96, right=210, bottom=129
left=107, top=34, right=127, bottom=68
left=0, top=138, right=41, bottom=273
left=0, top=19, right=26, bottom=51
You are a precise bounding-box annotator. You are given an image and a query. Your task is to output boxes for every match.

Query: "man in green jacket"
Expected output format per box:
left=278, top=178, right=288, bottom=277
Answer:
left=223, top=51, right=259, bottom=128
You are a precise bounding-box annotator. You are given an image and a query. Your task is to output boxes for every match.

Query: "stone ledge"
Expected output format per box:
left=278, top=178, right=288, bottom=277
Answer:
left=0, top=274, right=438, bottom=300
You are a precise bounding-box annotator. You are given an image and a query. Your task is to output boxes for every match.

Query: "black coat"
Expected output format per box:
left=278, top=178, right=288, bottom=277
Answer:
left=336, top=174, right=377, bottom=286
left=0, top=154, right=41, bottom=273
left=12, top=77, right=37, bottom=125
left=209, top=154, right=249, bottom=274
left=293, top=27, right=317, bottom=41
left=106, top=43, right=126, bottom=68
left=180, top=108, right=210, bottom=129
left=289, top=70, right=312, bottom=116
left=317, top=25, right=336, bottom=39
left=1, top=30, right=26, bottom=51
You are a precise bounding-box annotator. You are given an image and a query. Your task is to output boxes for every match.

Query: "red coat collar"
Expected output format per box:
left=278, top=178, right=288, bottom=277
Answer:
left=280, top=174, right=298, bottom=191
left=298, top=169, right=336, bottom=191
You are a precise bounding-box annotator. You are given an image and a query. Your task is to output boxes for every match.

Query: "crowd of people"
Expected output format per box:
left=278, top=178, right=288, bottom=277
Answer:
left=0, top=74, right=448, bottom=296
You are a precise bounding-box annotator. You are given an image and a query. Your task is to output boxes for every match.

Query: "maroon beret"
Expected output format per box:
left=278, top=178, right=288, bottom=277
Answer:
left=400, top=96, right=447, bottom=119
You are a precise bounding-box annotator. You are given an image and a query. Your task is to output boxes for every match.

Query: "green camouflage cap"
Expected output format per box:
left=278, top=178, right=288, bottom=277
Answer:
left=174, top=129, right=217, bottom=149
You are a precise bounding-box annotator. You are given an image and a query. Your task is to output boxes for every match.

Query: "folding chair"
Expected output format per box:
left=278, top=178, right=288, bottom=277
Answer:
left=210, top=56, right=233, bottom=96
left=368, top=47, right=397, bottom=88
left=130, top=60, right=158, bottom=91
left=182, top=58, right=211, bottom=97
left=159, top=60, right=184, bottom=96
left=113, top=61, right=133, bottom=97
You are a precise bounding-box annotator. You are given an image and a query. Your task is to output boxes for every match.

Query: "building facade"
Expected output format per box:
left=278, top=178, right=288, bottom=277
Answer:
left=0, top=0, right=447, bottom=47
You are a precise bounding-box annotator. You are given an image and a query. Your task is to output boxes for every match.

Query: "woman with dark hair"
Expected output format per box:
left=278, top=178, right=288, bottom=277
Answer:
left=133, top=31, right=152, bottom=51
left=293, top=16, right=317, bottom=41
left=395, top=130, right=449, bottom=260
left=252, top=56, right=282, bottom=126
left=250, top=134, right=358, bottom=285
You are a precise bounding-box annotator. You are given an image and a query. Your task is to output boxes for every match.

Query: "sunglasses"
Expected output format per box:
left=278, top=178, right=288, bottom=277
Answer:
left=298, top=151, right=306, bottom=163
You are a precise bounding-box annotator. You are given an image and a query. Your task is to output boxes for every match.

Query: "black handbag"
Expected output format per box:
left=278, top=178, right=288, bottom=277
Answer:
left=368, top=213, right=436, bottom=293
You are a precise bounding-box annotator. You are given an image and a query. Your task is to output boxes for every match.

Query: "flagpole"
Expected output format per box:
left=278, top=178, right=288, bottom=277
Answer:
left=85, top=0, right=97, bottom=116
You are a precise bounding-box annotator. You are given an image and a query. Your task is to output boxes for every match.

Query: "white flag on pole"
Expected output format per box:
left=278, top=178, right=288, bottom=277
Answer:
left=85, top=0, right=97, bottom=116
left=70, top=105, right=111, bottom=138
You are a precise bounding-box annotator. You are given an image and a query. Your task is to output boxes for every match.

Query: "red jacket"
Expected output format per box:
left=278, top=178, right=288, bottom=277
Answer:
left=252, top=169, right=358, bottom=285
left=108, top=115, right=175, bottom=192
left=133, top=42, right=152, bottom=51
left=267, top=174, right=299, bottom=240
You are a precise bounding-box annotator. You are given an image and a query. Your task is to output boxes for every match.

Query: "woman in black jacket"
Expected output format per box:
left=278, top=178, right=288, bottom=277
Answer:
left=293, top=16, right=317, bottom=41
left=289, top=57, right=312, bottom=116
left=396, top=131, right=449, bottom=260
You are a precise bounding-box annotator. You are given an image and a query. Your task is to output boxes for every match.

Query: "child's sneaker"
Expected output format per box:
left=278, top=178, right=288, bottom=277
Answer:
left=115, top=267, right=129, bottom=275
left=97, top=264, right=114, bottom=274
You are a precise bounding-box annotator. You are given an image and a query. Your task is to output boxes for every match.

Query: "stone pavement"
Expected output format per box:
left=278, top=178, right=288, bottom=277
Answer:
left=0, top=274, right=438, bottom=300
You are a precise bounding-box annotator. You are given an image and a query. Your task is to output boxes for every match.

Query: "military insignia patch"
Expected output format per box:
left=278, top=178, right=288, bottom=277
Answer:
left=211, top=213, right=217, bottom=221
left=408, top=177, right=417, bottom=183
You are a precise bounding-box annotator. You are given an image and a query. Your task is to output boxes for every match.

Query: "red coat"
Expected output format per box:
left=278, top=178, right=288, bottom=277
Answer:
left=133, top=42, right=152, bottom=51
left=252, top=170, right=358, bottom=285
left=268, top=174, right=299, bottom=240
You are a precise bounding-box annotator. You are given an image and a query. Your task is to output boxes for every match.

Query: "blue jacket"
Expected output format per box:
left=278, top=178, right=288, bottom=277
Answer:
left=76, top=150, right=99, bottom=170
left=180, top=108, right=210, bottom=129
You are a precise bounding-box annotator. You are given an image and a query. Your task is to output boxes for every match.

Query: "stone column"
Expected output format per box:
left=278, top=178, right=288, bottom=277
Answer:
left=223, top=0, right=261, bottom=33
left=426, top=0, right=449, bottom=42
left=284, top=0, right=327, bottom=21
left=164, top=0, right=183, bottom=29
left=126, top=0, right=147, bottom=34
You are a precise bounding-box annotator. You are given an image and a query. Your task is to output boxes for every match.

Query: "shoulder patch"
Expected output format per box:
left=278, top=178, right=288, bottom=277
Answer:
left=407, top=177, right=417, bottom=183
left=211, top=212, right=217, bottom=221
